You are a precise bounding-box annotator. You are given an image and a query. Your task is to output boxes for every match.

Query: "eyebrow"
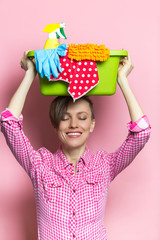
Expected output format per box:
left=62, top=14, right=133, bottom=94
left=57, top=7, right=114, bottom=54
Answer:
left=77, top=112, right=89, bottom=115
left=63, top=111, right=89, bottom=115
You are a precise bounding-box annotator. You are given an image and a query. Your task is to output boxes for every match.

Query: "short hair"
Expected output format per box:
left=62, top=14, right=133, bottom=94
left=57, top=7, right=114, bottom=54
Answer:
left=49, top=96, right=95, bottom=129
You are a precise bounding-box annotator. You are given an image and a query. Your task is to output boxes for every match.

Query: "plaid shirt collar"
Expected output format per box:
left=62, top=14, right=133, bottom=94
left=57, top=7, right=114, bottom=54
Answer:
left=56, top=145, right=91, bottom=170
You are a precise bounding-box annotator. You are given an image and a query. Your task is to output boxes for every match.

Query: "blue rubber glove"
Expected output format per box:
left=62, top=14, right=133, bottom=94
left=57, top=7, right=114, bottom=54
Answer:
left=34, top=44, right=68, bottom=79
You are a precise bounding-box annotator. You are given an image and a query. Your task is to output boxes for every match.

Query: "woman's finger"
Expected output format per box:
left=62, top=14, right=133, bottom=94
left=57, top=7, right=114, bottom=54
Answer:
left=127, top=54, right=132, bottom=64
left=24, top=50, right=30, bottom=57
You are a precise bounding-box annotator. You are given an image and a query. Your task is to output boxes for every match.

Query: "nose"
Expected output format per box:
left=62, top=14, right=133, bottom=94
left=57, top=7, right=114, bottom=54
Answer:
left=69, top=117, right=78, bottom=128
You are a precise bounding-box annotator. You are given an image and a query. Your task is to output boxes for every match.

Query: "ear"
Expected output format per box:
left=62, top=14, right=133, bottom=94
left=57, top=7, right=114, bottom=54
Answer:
left=53, top=126, right=58, bottom=133
left=90, top=119, right=95, bottom=133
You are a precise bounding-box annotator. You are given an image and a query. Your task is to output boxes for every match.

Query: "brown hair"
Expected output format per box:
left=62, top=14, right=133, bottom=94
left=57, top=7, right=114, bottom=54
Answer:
left=49, top=96, right=95, bottom=129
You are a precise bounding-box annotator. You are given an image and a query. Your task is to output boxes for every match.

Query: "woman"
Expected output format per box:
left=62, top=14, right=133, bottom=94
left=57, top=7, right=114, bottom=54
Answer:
left=0, top=51, right=151, bottom=240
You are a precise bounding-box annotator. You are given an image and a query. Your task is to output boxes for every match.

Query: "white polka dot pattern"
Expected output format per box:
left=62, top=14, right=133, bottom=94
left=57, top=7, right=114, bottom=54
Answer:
left=50, top=52, right=99, bottom=100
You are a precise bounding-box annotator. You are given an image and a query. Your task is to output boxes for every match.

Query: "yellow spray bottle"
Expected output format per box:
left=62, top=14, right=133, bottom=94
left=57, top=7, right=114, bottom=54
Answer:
left=43, top=23, right=67, bottom=49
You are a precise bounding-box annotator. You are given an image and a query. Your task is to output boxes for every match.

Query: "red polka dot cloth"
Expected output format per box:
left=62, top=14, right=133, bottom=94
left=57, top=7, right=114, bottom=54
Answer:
left=0, top=109, right=151, bottom=240
left=50, top=50, right=99, bottom=101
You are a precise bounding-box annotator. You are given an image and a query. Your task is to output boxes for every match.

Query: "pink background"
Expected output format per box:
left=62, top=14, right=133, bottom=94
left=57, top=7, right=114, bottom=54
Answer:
left=0, top=0, right=159, bottom=239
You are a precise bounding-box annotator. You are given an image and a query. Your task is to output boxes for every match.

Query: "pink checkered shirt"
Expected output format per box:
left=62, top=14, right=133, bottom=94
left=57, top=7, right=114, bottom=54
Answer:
left=0, top=109, right=151, bottom=240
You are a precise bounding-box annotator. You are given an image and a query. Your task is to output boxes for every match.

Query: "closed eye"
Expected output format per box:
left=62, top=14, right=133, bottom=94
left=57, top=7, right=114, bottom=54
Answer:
left=79, top=117, right=87, bottom=120
left=61, top=118, right=69, bottom=121
left=61, top=114, right=70, bottom=121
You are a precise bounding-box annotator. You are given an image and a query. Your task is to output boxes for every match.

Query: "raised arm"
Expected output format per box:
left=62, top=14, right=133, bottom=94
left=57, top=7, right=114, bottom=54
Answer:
left=117, top=54, right=144, bottom=123
left=106, top=54, right=151, bottom=181
left=8, top=51, right=36, bottom=118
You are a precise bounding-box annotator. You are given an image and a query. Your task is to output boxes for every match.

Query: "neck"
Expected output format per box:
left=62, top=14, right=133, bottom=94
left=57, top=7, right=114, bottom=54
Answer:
left=62, top=145, right=86, bottom=166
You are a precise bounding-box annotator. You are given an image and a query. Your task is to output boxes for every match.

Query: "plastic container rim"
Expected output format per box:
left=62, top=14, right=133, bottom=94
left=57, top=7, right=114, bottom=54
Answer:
left=27, top=50, right=128, bottom=58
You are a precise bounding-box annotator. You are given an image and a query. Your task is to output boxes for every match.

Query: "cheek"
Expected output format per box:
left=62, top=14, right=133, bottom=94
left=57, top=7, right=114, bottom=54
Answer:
left=58, top=122, right=67, bottom=131
left=57, top=130, right=66, bottom=143
left=81, top=121, right=93, bottom=132
left=56, top=124, right=66, bottom=140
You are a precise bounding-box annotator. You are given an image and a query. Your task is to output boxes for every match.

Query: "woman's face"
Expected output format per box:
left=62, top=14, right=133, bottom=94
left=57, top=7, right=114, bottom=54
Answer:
left=57, top=99, right=95, bottom=150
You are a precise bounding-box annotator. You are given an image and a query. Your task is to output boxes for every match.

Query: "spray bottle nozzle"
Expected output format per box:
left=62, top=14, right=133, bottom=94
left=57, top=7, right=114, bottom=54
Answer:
left=43, top=23, right=67, bottom=49
left=43, top=23, right=67, bottom=39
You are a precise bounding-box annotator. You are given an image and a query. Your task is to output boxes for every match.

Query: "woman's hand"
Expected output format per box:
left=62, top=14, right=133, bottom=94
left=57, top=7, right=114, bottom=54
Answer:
left=20, top=51, right=37, bottom=76
left=117, top=54, right=134, bottom=87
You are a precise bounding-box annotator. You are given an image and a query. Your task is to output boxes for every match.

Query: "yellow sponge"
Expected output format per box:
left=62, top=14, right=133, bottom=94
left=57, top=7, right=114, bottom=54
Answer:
left=68, top=43, right=110, bottom=61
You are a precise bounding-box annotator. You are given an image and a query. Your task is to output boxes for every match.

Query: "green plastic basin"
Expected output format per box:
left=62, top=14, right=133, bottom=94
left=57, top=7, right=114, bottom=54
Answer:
left=28, top=50, right=128, bottom=96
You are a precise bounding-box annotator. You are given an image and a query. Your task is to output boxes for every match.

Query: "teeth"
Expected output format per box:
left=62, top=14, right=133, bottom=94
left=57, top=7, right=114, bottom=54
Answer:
left=67, top=132, right=81, bottom=136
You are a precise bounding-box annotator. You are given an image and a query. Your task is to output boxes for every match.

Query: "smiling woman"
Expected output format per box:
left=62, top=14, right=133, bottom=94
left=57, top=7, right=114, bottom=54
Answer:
left=0, top=51, right=151, bottom=240
left=49, top=96, right=95, bottom=129
left=51, top=97, right=96, bottom=166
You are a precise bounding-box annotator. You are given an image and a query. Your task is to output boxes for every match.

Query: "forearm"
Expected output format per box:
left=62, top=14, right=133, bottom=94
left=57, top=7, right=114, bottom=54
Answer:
left=1, top=110, right=36, bottom=177
left=109, top=116, right=151, bottom=181
left=8, top=69, right=36, bottom=118
left=119, top=77, right=144, bottom=123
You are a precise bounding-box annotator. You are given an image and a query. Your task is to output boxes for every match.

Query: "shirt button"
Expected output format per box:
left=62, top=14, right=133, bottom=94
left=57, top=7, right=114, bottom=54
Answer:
left=73, top=189, right=76, bottom=193
left=73, top=234, right=76, bottom=238
left=73, top=211, right=76, bottom=216
left=77, top=170, right=79, bottom=173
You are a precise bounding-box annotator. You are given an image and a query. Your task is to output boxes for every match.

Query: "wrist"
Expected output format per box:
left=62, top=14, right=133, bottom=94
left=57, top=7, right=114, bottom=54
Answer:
left=25, top=68, right=37, bottom=79
left=118, top=76, right=129, bottom=88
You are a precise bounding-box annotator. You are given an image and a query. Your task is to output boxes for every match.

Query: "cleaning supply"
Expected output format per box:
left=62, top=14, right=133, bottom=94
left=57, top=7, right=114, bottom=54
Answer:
left=27, top=23, right=128, bottom=98
left=49, top=49, right=99, bottom=101
left=34, top=23, right=68, bottom=79
left=68, top=43, right=110, bottom=61
left=43, top=23, right=67, bottom=49
left=34, top=45, right=68, bottom=79
left=47, top=42, right=108, bottom=100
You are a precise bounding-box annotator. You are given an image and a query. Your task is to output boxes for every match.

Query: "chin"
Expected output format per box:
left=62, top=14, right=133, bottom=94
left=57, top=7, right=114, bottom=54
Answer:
left=63, top=140, right=87, bottom=150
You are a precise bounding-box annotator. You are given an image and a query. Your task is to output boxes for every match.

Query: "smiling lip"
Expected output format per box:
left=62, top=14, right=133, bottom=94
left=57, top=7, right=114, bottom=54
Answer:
left=66, top=131, right=82, bottom=138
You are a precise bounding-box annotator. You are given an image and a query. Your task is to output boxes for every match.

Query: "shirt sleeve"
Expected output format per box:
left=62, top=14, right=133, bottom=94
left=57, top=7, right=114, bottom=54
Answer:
left=0, top=109, right=39, bottom=179
left=108, top=115, right=151, bottom=181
